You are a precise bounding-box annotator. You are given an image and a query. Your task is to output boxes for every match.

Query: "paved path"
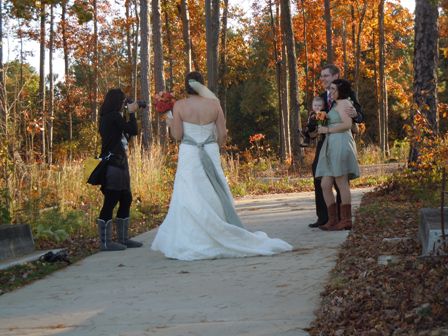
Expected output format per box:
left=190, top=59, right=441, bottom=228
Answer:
left=0, top=188, right=371, bottom=336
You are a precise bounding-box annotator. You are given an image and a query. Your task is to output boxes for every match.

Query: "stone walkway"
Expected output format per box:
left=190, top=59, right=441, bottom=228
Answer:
left=0, top=188, right=371, bottom=336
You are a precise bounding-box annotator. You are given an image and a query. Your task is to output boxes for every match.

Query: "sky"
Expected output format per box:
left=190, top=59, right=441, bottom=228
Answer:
left=4, top=0, right=416, bottom=81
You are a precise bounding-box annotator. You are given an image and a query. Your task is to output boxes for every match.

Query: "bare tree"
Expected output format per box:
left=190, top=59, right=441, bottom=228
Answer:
left=140, top=0, right=152, bottom=149
left=163, top=0, right=174, bottom=91
left=280, top=0, right=302, bottom=166
left=39, top=2, right=46, bottom=162
left=0, top=0, right=4, bottom=133
left=378, top=0, right=389, bottom=155
left=48, top=4, right=55, bottom=164
left=324, top=0, right=333, bottom=64
left=132, top=0, right=139, bottom=98
left=179, top=0, right=192, bottom=75
left=353, top=0, right=367, bottom=96
left=205, top=0, right=220, bottom=93
left=409, top=0, right=439, bottom=162
left=93, top=0, right=99, bottom=123
left=268, top=0, right=286, bottom=160
left=218, top=0, right=229, bottom=116
left=152, top=0, right=166, bottom=145
left=61, top=0, right=73, bottom=161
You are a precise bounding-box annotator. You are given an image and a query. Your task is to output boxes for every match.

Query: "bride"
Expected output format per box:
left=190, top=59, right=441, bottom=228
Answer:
left=151, top=71, right=292, bottom=261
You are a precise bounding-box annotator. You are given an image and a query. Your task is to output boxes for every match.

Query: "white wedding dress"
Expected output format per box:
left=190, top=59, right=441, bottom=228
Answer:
left=151, top=121, right=292, bottom=261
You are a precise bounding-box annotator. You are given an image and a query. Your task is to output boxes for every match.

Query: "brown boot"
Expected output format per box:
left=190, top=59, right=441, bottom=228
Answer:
left=328, top=204, right=352, bottom=231
left=319, top=203, right=339, bottom=231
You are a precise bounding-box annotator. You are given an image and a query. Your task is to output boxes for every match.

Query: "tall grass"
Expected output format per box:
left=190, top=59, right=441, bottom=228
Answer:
left=3, top=141, right=173, bottom=240
left=1, top=140, right=397, bottom=241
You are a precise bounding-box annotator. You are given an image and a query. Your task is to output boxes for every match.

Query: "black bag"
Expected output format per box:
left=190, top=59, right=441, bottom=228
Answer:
left=87, top=159, right=109, bottom=186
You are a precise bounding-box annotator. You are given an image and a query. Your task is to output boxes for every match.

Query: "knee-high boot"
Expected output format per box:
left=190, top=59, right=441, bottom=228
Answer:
left=115, top=217, right=143, bottom=248
left=97, top=219, right=127, bottom=251
left=319, top=203, right=339, bottom=231
left=328, top=204, right=352, bottom=231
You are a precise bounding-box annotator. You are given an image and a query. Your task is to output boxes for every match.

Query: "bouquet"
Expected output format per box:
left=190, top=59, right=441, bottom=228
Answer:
left=153, top=91, right=176, bottom=119
left=315, top=111, right=328, bottom=126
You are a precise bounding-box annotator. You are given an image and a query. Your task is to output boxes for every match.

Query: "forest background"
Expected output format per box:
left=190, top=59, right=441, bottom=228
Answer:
left=0, top=0, right=447, bottom=243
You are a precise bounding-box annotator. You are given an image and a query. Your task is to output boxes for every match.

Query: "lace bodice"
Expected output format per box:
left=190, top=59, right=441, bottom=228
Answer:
left=182, top=121, right=217, bottom=143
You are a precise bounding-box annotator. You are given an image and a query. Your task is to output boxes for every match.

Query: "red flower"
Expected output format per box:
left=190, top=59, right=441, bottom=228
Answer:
left=153, top=91, right=176, bottom=114
left=249, top=133, right=265, bottom=143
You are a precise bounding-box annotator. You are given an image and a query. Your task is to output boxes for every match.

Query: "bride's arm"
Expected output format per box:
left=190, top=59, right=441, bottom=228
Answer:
left=215, top=102, right=227, bottom=146
left=167, top=101, right=183, bottom=140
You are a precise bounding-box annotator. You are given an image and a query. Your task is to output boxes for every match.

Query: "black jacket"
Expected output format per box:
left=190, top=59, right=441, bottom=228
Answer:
left=99, top=111, right=138, bottom=159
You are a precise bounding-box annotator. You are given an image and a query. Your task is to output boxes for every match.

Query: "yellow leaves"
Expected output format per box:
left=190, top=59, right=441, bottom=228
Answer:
left=441, top=47, right=448, bottom=59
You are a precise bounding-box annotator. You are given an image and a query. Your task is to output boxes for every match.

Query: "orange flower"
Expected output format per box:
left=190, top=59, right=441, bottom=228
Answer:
left=249, top=133, right=265, bottom=143
left=315, top=111, right=327, bottom=121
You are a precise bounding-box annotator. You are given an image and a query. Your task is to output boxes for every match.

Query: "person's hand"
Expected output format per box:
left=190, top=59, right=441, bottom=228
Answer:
left=345, top=105, right=357, bottom=118
left=127, top=101, right=139, bottom=113
left=317, top=125, right=328, bottom=134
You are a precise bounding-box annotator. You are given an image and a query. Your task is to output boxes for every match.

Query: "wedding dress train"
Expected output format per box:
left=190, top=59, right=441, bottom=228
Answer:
left=151, top=122, right=292, bottom=261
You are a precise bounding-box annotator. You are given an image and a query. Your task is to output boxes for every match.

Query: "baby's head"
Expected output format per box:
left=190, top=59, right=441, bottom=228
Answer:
left=312, top=96, right=324, bottom=112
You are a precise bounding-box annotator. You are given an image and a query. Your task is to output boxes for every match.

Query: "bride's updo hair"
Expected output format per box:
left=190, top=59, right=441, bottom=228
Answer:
left=186, top=71, right=204, bottom=95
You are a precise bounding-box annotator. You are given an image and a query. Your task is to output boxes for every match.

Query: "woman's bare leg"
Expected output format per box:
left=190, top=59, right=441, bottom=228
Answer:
left=334, top=175, right=351, bottom=204
left=321, top=176, right=336, bottom=206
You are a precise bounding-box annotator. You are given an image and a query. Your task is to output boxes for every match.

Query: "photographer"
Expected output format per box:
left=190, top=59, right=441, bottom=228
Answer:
left=95, top=88, right=144, bottom=251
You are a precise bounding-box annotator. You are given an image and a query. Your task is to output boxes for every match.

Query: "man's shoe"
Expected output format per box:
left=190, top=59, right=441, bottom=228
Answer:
left=308, top=221, right=326, bottom=228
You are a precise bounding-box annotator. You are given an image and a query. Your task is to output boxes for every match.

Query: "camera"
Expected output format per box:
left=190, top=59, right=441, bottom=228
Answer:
left=125, top=97, right=147, bottom=109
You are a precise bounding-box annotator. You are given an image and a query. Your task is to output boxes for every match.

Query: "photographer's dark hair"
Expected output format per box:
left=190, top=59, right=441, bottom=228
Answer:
left=332, top=79, right=351, bottom=100
left=186, top=71, right=204, bottom=95
left=100, top=88, right=126, bottom=116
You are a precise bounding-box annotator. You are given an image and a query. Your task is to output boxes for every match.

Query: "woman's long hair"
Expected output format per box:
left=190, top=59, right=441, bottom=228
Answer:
left=100, top=88, right=126, bottom=116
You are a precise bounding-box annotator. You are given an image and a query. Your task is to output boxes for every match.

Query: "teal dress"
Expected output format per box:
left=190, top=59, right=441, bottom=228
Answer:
left=315, top=105, right=360, bottom=180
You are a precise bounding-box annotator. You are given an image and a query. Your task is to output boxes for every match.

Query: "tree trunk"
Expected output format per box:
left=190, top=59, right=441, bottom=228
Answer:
left=125, top=0, right=133, bottom=93
left=180, top=0, right=192, bottom=75
left=268, top=0, right=285, bottom=160
left=218, top=0, right=229, bottom=117
left=151, top=0, right=166, bottom=146
left=205, top=0, right=220, bottom=93
left=378, top=0, right=388, bottom=156
left=280, top=3, right=290, bottom=160
left=163, top=0, right=174, bottom=91
left=61, top=0, right=73, bottom=161
left=281, top=0, right=301, bottom=167
left=324, top=0, right=333, bottom=64
left=300, top=0, right=310, bottom=110
left=48, top=4, right=54, bottom=164
left=132, top=0, right=139, bottom=98
left=372, top=16, right=381, bottom=149
left=0, top=0, right=4, bottom=134
left=354, top=1, right=367, bottom=96
left=140, top=0, right=152, bottom=149
left=342, top=20, right=348, bottom=78
left=409, top=0, right=439, bottom=162
left=39, top=3, right=46, bottom=162
left=93, top=0, right=99, bottom=123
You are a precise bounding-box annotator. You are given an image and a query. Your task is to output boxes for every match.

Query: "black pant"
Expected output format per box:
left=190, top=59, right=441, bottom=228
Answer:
left=99, top=189, right=133, bottom=221
left=312, top=138, right=341, bottom=224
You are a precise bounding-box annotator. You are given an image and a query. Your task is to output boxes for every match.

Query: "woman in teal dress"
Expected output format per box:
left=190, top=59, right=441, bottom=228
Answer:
left=315, top=79, right=360, bottom=231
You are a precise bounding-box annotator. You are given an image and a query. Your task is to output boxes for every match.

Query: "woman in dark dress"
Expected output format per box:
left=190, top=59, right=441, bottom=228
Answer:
left=96, top=88, right=142, bottom=251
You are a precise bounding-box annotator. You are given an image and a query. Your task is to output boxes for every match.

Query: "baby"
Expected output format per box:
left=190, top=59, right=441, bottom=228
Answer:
left=300, top=96, right=324, bottom=147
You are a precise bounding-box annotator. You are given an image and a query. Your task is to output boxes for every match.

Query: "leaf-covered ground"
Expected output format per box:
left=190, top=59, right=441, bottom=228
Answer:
left=308, top=181, right=448, bottom=336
